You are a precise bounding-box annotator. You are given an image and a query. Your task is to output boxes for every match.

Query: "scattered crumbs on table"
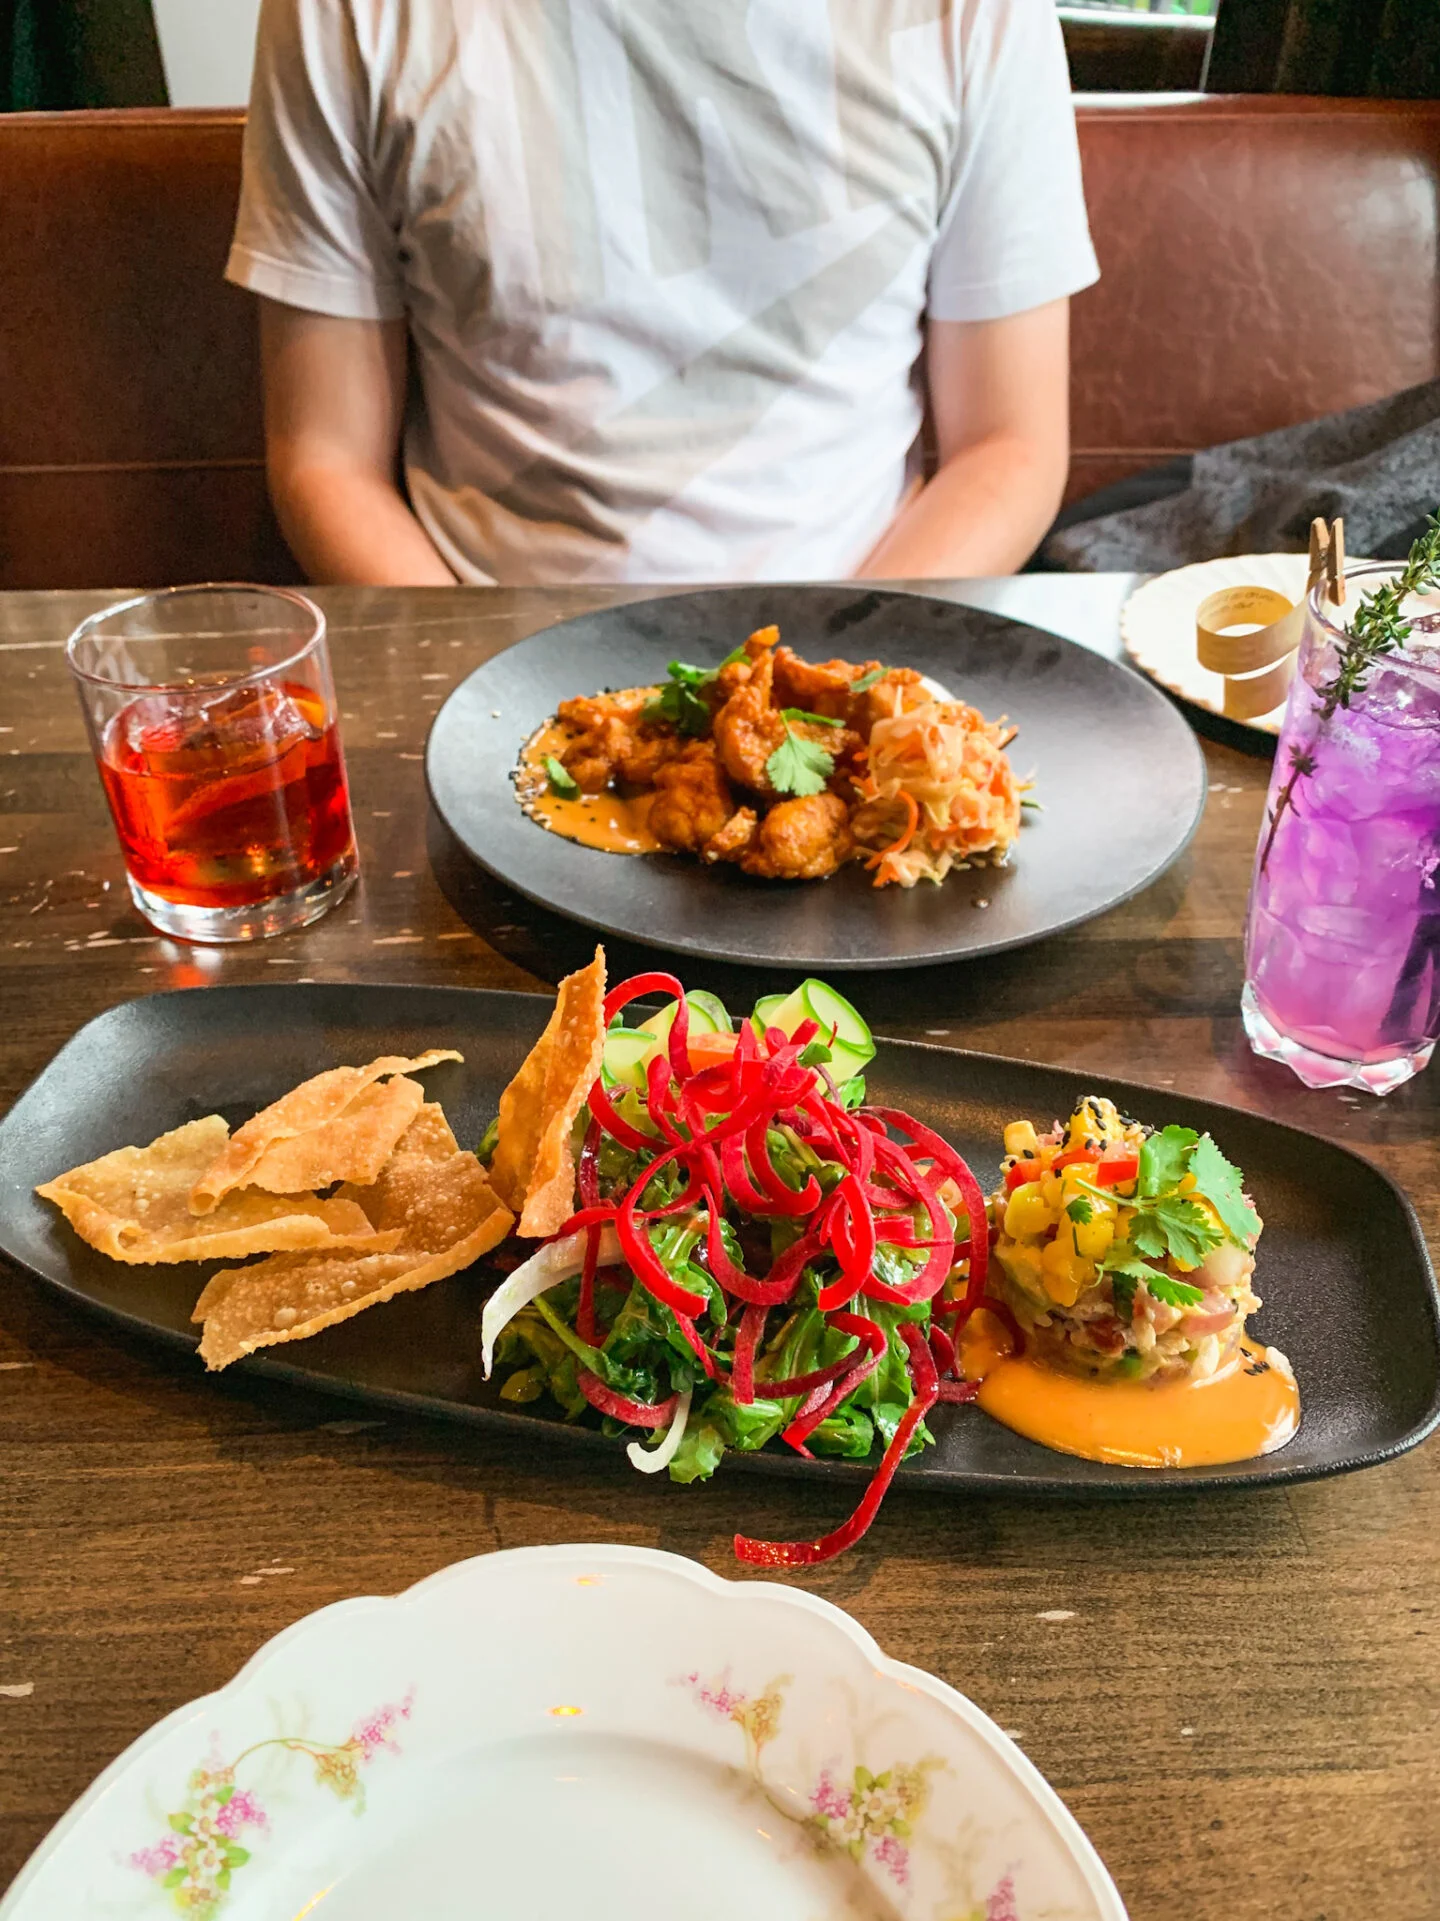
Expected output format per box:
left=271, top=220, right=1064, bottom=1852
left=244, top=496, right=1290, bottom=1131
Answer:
left=420, top=673, right=448, bottom=681
left=1036, top=1609, right=1076, bottom=1623
left=973, top=897, right=990, bottom=909
left=85, top=938, right=124, bottom=948
left=376, top=731, right=399, bottom=740
left=372, top=810, right=392, bottom=818
left=491, top=709, right=502, bottom=718
left=0, top=1361, right=35, bottom=1371
left=925, top=1028, right=949, bottom=1036
left=373, top=934, right=424, bottom=946
left=398, top=753, right=423, bottom=761
left=0, top=1683, right=34, bottom=1699
left=1000, top=1729, right=1023, bottom=1741
left=238, top=1575, right=262, bottom=1587
left=491, top=924, right=521, bottom=935
left=391, top=870, right=415, bottom=879
left=436, top=931, right=472, bottom=941
left=266, top=958, right=298, bottom=966
left=0, top=846, right=16, bottom=854
left=1180, top=1726, right=1195, bottom=1737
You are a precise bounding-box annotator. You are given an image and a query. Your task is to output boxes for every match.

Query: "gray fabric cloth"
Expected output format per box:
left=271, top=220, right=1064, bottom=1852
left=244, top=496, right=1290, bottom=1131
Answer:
left=1043, top=378, right=1440, bottom=573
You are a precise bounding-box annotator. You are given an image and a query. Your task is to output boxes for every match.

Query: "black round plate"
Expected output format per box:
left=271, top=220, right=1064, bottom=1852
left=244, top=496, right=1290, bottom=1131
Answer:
left=425, top=585, right=1207, bottom=970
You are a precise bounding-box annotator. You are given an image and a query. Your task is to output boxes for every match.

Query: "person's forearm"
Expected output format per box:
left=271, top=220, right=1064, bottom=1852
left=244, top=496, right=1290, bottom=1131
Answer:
left=856, top=433, right=1067, bottom=580
left=269, top=459, right=458, bottom=586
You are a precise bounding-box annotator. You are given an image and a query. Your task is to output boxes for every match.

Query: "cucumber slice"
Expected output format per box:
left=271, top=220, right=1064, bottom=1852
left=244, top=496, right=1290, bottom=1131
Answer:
left=685, top=989, right=734, bottom=1034
left=799, top=981, right=874, bottom=1067
left=751, top=989, right=801, bottom=1037
left=750, top=981, right=875, bottom=1077
left=635, top=996, right=725, bottom=1044
left=601, top=1029, right=657, bottom=1088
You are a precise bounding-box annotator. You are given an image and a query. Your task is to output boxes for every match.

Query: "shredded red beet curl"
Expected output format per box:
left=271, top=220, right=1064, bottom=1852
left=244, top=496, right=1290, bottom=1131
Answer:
left=735, top=1322, right=939, bottom=1567
left=566, top=971, right=1000, bottom=1564
left=576, top=1369, right=679, bottom=1428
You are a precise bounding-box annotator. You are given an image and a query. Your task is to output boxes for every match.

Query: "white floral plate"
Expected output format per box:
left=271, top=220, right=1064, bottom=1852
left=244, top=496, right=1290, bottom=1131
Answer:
left=1, top=1546, right=1126, bottom=1921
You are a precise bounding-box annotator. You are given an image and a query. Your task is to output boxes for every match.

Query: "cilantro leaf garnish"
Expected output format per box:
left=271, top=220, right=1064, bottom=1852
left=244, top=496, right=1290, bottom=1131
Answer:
left=1129, top=1194, right=1222, bottom=1269
left=798, top=1039, right=833, bottom=1067
left=1138, top=1125, right=1199, bottom=1197
left=716, top=642, right=750, bottom=671
left=1066, top=1197, right=1094, bottom=1226
left=1189, top=1134, right=1261, bottom=1246
left=545, top=755, right=579, bottom=797
left=1102, top=1250, right=1204, bottom=1322
left=1146, top=1272, right=1207, bottom=1310
left=643, top=660, right=713, bottom=737
left=779, top=707, right=844, bottom=728
left=766, top=723, right=835, bottom=797
left=849, top=666, right=886, bottom=693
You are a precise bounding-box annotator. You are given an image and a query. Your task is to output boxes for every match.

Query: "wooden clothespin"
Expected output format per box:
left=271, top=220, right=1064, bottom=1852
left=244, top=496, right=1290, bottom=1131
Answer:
left=1327, top=516, right=1346, bottom=607
left=1307, top=516, right=1346, bottom=607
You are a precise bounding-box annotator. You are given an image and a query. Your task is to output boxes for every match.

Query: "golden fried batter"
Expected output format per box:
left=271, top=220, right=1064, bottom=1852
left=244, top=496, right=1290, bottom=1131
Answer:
left=739, top=793, right=852, bottom=880
left=702, top=807, right=759, bottom=864
left=649, top=742, right=735, bottom=854
left=712, top=650, right=789, bottom=793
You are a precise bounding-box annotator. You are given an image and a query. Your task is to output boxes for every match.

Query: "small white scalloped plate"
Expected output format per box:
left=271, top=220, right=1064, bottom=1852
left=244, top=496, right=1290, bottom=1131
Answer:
left=1121, top=553, right=1322, bottom=736
left=0, top=1546, right=1125, bottom=1921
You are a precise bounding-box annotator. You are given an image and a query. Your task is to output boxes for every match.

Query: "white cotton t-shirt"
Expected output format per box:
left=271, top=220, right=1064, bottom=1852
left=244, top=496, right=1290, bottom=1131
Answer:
left=228, top=0, right=1099, bottom=586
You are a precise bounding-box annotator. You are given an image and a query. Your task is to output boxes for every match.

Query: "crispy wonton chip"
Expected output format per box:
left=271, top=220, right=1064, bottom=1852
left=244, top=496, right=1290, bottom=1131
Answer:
left=488, top=947, right=606, bottom=1239
left=189, top=1050, right=463, bottom=1213
left=193, top=1104, right=513, bottom=1370
left=35, top=1116, right=399, bottom=1265
left=239, top=1075, right=427, bottom=1197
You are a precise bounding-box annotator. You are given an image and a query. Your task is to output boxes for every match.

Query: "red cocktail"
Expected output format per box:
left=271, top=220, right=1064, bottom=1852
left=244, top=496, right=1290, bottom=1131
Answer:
left=68, top=587, right=358, bottom=942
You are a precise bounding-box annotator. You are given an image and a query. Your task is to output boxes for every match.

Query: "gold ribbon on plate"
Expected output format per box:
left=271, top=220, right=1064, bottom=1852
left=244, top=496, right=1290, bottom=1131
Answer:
left=1193, top=519, right=1345, bottom=721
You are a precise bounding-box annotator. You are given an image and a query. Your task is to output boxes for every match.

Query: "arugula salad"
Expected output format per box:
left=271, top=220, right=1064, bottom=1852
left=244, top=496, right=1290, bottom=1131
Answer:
left=478, top=969, right=995, bottom=1567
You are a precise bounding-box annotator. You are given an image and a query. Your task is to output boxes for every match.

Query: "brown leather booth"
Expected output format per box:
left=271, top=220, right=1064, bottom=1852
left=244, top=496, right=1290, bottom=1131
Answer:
left=2, top=96, right=1438, bottom=590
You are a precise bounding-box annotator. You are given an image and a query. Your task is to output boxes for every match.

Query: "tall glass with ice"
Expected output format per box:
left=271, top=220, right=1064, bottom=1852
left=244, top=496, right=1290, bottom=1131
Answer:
left=66, top=585, right=359, bottom=944
left=1242, top=561, right=1440, bottom=1093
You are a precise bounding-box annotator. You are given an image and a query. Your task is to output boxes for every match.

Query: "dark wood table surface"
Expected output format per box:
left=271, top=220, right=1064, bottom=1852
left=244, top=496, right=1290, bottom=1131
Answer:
left=2, top=581, right=1436, bottom=1921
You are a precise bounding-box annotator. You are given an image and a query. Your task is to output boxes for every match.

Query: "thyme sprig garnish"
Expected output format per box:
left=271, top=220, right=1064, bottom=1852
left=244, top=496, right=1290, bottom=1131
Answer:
left=1260, top=515, right=1440, bottom=870
left=1320, top=514, right=1440, bottom=717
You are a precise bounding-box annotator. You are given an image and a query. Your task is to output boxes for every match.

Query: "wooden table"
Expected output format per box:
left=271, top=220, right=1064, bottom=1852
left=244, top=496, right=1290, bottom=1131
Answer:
left=2, top=581, right=1436, bottom=1920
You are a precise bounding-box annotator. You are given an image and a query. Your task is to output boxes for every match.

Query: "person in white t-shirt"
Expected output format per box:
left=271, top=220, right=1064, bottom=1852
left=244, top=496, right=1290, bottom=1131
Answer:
left=228, top=0, right=1099, bottom=587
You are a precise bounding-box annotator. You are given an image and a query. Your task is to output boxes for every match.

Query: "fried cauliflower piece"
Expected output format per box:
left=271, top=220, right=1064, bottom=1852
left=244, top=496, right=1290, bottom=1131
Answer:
left=702, top=807, right=759, bottom=864
left=740, top=793, right=853, bottom=880
left=712, top=650, right=789, bottom=793
left=711, top=650, right=859, bottom=797
left=556, top=691, right=651, bottom=793
left=648, top=742, right=735, bottom=854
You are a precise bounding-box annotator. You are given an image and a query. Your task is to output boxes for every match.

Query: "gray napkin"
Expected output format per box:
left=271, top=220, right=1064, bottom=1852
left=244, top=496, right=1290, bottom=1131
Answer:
left=1043, top=378, right=1440, bottom=573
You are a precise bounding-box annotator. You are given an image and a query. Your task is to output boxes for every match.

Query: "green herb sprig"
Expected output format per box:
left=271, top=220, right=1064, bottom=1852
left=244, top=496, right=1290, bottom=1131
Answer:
left=765, top=708, right=842, bottom=797
left=1321, top=514, right=1440, bottom=716
left=1081, top=1124, right=1259, bottom=1323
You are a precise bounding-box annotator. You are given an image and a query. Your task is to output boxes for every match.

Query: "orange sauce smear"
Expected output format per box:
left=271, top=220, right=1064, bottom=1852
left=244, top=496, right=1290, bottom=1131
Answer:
left=974, top=1340, right=1300, bottom=1469
left=517, top=718, right=663, bottom=856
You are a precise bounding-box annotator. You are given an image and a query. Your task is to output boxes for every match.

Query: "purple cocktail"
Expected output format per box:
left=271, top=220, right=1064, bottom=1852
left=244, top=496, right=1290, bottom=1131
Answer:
left=1243, top=562, right=1440, bottom=1094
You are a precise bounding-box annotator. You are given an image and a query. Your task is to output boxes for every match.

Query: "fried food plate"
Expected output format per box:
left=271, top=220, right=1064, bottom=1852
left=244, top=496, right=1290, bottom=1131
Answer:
left=424, top=585, right=1208, bottom=970
left=1, top=984, right=1436, bottom=1501
left=0, top=1545, right=1127, bottom=1921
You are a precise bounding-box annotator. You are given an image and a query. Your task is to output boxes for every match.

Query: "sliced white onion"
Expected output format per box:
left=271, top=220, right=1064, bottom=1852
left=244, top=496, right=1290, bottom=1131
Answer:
left=481, top=1224, right=620, bottom=1378
left=626, top=1385, right=693, bottom=1475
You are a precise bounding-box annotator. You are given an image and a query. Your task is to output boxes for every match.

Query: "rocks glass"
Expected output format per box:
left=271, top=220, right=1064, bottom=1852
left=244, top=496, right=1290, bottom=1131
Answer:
left=66, top=584, right=358, bottom=944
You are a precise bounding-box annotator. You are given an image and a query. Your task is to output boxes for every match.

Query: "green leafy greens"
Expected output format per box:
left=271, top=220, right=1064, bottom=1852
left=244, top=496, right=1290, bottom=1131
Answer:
left=765, top=714, right=837, bottom=798
left=544, top=755, right=579, bottom=797
left=1087, top=1123, right=1256, bottom=1322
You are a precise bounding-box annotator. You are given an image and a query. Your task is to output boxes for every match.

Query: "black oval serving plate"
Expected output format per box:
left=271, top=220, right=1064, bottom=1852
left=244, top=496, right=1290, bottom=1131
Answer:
left=425, top=584, right=1207, bottom=971
left=2, top=984, right=1436, bottom=1498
